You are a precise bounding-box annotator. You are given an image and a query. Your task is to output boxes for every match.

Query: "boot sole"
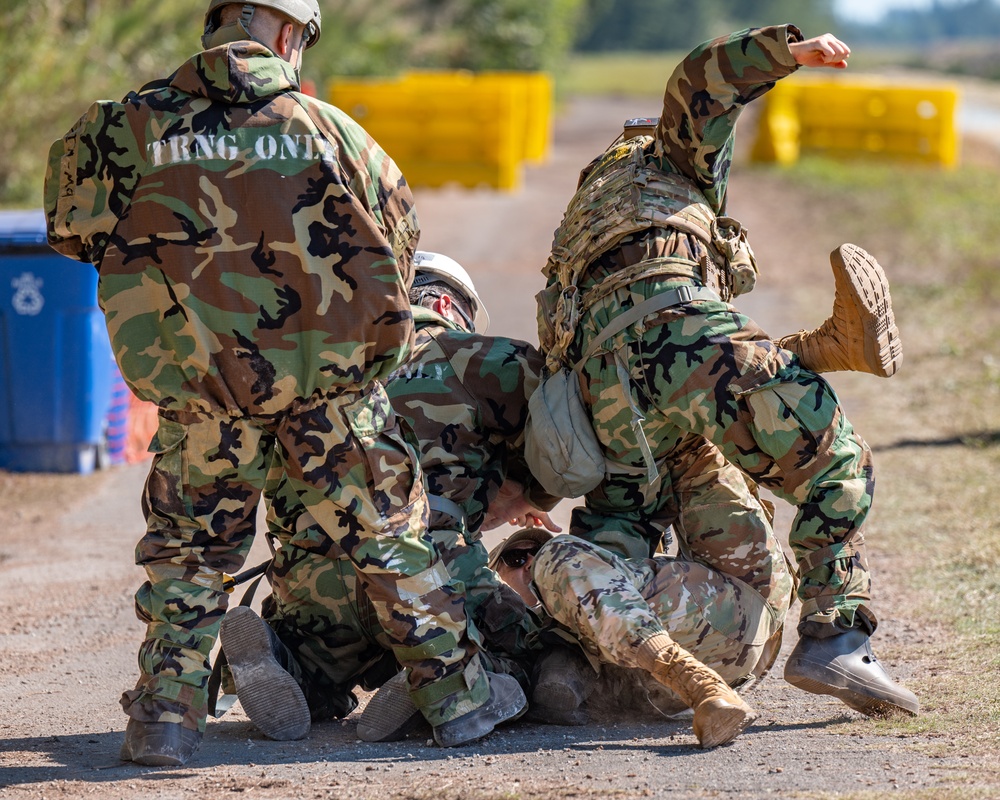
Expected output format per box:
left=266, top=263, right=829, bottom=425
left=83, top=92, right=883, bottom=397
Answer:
left=831, top=243, right=903, bottom=377
left=219, top=607, right=311, bottom=741
left=525, top=703, right=589, bottom=726
left=694, top=699, right=758, bottom=749
left=120, top=721, right=202, bottom=766
left=120, top=741, right=189, bottom=767
left=784, top=670, right=919, bottom=718
left=357, top=671, right=425, bottom=743
left=531, top=680, right=585, bottom=712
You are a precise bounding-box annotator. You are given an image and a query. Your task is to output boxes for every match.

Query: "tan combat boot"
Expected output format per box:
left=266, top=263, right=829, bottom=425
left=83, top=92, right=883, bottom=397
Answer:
left=778, top=243, right=902, bottom=377
left=637, top=632, right=757, bottom=749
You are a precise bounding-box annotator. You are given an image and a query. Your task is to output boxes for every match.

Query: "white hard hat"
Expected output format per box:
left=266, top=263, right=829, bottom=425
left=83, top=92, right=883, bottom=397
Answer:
left=203, top=0, right=321, bottom=48
left=413, top=251, right=490, bottom=334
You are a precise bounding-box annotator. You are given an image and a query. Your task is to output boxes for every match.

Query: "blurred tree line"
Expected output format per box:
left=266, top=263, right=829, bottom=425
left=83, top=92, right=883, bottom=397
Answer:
left=575, top=0, right=835, bottom=51
left=1, top=0, right=584, bottom=207
left=2, top=0, right=997, bottom=207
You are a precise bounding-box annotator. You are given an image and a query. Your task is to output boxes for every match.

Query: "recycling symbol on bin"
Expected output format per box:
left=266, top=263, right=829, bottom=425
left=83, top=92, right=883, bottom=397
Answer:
left=11, top=272, right=44, bottom=316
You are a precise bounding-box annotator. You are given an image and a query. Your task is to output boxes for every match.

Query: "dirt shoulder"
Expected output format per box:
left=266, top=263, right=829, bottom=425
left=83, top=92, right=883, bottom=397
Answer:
left=1, top=93, right=998, bottom=800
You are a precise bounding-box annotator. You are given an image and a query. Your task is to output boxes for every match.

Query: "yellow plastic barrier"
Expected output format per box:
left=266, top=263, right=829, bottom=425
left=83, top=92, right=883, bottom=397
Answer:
left=751, top=77, right=960, bottom=168
left=328, top=71, right=553, bottom=191
left=401, top=71, right=553, bottom=164
left=479, top=71, right=553, bottom=164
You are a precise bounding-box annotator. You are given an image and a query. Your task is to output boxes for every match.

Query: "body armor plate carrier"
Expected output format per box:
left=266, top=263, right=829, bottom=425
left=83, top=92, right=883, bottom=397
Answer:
left=538, top=135, right=758, bottom=371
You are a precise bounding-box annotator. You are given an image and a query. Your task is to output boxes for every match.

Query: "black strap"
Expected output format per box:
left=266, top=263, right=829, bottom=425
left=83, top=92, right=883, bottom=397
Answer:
left=574, top=285, right=720, bottom=370
left=207, top=568, right=269, bottom=717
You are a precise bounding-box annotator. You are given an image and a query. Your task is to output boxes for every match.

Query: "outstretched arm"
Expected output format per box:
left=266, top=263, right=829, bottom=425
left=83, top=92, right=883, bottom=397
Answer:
left=654, top=25, right=803, bottom=214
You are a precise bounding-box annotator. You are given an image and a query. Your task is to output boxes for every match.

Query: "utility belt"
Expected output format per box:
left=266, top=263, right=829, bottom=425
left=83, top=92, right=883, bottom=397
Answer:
left=535, top=223, right=757, bottom=372
left=574, top=212, right=756, bottom=306
left=539, top=216, right=757, bottom=374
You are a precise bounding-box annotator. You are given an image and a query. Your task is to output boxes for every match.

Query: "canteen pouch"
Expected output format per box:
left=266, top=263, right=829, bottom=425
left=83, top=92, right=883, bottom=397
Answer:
left=524, top=368, right=606, bottom=499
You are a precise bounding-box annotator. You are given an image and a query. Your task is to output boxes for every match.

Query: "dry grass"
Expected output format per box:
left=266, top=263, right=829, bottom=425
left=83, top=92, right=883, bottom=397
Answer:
left=764, top=141, right=1000, bottom=760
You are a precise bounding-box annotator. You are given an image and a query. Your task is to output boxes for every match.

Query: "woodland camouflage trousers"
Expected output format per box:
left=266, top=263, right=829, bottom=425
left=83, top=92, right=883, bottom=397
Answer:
left=259, top=524, right=537, bottom=723
left=121, top=384, right=488, bottom=732
left=571, top=294, right=876, bottom=637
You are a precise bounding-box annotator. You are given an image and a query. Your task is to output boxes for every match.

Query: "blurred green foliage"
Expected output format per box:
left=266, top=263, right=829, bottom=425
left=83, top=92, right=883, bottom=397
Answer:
left=2, top=0, right=206, bottom=208
left=0, top=0, right=585, bottom=208
left=4, top=0, right=996, bottom=208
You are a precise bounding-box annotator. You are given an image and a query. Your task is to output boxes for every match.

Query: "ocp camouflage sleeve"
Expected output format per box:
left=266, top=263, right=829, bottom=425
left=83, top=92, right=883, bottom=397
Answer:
left=654, top=24, right=802, bottom=213
left=43, top=42, right=419, bottom=417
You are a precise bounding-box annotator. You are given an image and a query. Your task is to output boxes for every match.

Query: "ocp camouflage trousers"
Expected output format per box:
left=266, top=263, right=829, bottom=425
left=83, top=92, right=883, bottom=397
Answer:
left=573, top=296, right=876, bottom=635
left=120, top=384, right=486, bottom=732
left=533, top=452, right=793, bottom=688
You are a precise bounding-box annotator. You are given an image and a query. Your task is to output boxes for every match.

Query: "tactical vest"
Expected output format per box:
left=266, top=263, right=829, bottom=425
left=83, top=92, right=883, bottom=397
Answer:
left=538, top=135, right=758, bottom=370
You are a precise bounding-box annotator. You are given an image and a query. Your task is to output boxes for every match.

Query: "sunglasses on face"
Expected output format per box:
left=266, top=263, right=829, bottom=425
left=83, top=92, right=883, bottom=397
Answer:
left=302, top=21, right=319, bottom=48
left=498, top=547, right=539, bottom=569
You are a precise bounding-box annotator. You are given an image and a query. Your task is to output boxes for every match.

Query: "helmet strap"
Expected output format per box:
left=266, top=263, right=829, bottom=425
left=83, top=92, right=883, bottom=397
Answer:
left=239, top=4, right=256, bottom=32
left=451, top=301, right=476, bottom=333
left=201, top=3, right=261, bottom=50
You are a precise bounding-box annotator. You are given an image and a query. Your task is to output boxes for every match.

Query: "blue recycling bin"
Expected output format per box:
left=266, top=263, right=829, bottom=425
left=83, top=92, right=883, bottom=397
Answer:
left=0, top=209, right=113, bottom=473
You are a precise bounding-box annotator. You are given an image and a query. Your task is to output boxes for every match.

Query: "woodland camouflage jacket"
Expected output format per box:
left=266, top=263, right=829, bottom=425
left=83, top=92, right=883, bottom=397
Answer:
left=44, top=42, right=419, bottom=418
left=387, top=306, right=558, bottom=539
left=538, top=25, right=801, bottom=364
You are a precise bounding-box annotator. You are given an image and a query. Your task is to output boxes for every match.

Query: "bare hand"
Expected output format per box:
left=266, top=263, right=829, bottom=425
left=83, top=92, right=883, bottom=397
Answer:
left=481, top=478, right=563, bottom=533
left=506, top=510, right=562, bottom=533
left=790, top=34, right=851, bottom=70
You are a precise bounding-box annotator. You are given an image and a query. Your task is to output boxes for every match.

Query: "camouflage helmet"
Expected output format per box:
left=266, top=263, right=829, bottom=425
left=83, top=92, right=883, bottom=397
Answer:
left=203, top=0, right=321, bottom=48
left=412, top=251, right=490, bottom=334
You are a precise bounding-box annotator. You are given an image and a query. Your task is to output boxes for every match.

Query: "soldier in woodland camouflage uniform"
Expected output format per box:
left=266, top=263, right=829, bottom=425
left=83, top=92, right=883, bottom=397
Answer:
left=537, top=25, right=918, bottom=725
left=43, top=0, right=500, bottom=766
left=220, top=252, right=560, bottom=746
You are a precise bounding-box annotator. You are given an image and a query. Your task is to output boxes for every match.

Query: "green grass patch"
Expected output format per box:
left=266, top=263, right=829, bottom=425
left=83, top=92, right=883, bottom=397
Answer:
left=764, top=156, right=1000, bottom=284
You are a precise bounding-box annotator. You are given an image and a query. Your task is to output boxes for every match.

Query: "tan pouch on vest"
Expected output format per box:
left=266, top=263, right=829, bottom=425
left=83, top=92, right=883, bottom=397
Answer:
left=524, top=367, right=605, bottom=499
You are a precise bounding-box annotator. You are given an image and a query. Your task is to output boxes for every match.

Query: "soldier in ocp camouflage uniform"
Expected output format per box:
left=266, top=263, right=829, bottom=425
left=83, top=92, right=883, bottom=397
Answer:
left=43, top=0, right=494, bottom=766
left=490, top=493, right=794, bottom=728
left=219, top=252, right=560, bottom=747
left=537, top=25, right=918, bottom=724
left=489, top=420, right=795, bottom=741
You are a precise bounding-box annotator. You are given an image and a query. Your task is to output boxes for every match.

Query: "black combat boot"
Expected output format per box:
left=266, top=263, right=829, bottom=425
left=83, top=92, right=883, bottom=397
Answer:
left=527, top=645, right=594, bottom=726
left=219, top=606, right=311, bottom=740
left=119, top=719, right=203, bottom=766
left=359, top=668, right=528, bottom=746
left=784, top=627, right=919, bottom=717
left=433, top=672, right=527, bottom=747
